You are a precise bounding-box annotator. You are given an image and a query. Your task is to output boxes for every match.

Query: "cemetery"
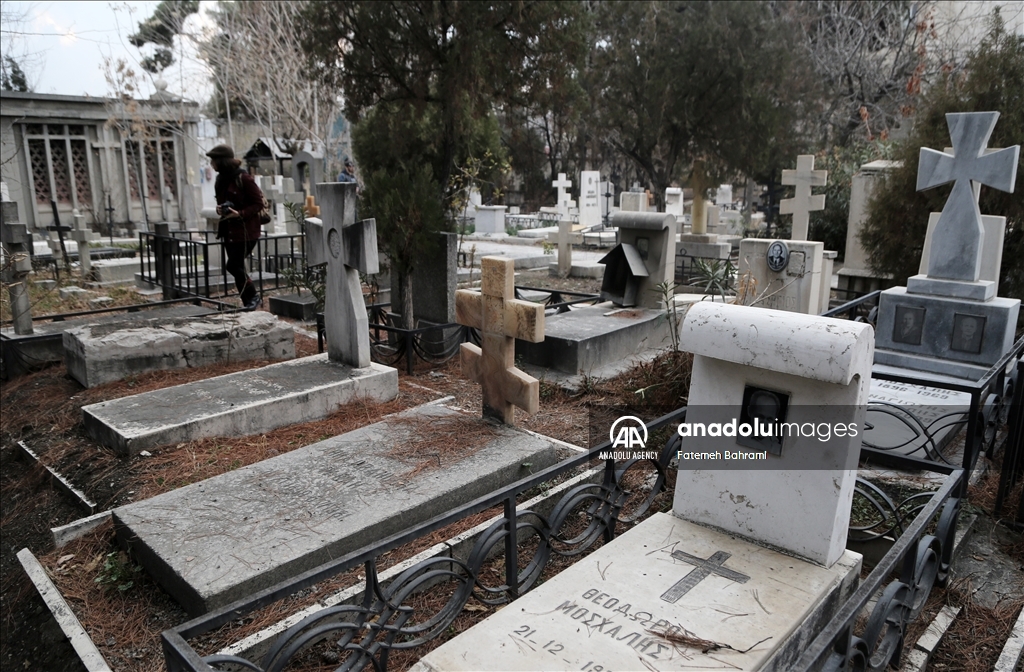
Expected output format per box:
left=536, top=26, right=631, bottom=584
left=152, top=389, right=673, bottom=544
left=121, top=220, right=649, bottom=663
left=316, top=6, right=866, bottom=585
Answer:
left=2, top=3, right=1024, bottom=672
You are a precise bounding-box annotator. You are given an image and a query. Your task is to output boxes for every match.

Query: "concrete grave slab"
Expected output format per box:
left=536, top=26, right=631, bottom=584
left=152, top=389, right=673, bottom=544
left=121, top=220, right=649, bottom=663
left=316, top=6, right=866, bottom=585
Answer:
left=113, top=403, right=562, bottom=615
left=64, top=311, right=295, bottom=388
left=517, top=303, right=673, bottom=375
left=82, top=354, right=398, bottom=455
left=413, top=513, right=861, bottom=672
left=866, top=378, right=970, bottom=460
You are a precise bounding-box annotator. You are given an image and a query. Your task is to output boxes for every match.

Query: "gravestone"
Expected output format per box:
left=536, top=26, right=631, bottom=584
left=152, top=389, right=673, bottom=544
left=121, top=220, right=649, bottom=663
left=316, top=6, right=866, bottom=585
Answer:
left=716, top=183, right=733, bottom=206
left=114, top=403, right=562, bottom=615
left=601, top=211, right=676, bottom=308
left=579, top=171, right=601, bottom=228
left=391, top=231, right=457, bottom=325
left=1, top=200, right=33, bottom=334
left=837, top=160, right=900, bottom=297
left=65, top=311, right=295, bottom=388
left=415, top=302, right=867, bottom=671
left=456, top=256, right=544, bottom=424
left=664, top=187, right=683, bottom=218
left=739, top=238, right=824, bottom=313
left=307, top=182, right=378, bottom=368
left=780, top=154, right=827, bottom=241
left=875, top=112, right=1020, bottom=379
left=474, top=205, right=507, bottom=234
left=552, top=173, right=575, bottom=219
left=555, top=219, right=572, bottom=277
left=739, top=154, right=832, bottom=314
left=70, top=209, right=99, bottom=276
left=618, top=190, right=648, bottom=212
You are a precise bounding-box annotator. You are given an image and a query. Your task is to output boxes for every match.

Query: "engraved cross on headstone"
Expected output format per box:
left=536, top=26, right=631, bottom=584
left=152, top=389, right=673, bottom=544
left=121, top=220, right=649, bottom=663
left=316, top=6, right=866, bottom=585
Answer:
left=660, top=549, right=750, bottom=603
left=780, top=155, right=828, bottom=241
left=456, top=257, right=545, bottom=424
left=308, top=182, right=378, bottom=368
left=917, top=112, right=1019, bottom=283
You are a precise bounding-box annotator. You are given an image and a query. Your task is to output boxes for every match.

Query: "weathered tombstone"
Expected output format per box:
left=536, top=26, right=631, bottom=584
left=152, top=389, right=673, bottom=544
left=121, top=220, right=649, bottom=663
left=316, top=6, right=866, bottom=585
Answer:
left=664, top=187, right=683, bottom=218
left=552, top=172, right=575, bottom=219
left=780, top=154, right=827, bottom=241
left=390, top=231, right=459, bottom=355
left=739, top=154, right=832, bottom=314
left=1, top=200, right=33, bottom=334
left=600, top=211, right=676, bottom=308
left=456, top=256, right=544, bottom=424
left=415, top=302, right=868, bottom=672
left=556, top=219, right=573, bottom=277
left=618, top=190, right=648, bottom=212
left=837, top=160, right=900, bottom=297
left=70, top=209, right=99, bottom=277
left=739, top=238, right=824, bottom=313
left=875, top=111, right=1020, bottom=379
left=579, top=170, right=601, bottom=228
left=474, top=205, right=507, bottom=234
left=306, top=182, right=378, bottom=368
left=716, top=183, right=733, bottom=206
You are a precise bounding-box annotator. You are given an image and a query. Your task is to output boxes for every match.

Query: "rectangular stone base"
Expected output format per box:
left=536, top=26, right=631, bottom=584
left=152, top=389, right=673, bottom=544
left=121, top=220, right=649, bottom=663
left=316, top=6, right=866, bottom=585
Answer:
left=907, top=274, right=995, bottom=301
left=82, top=355, right=398, bottom=455
left=413, top=512, right=861, bottom=672
left=268, top=292, right=318, bottom=321
left=875, top=286, right=1019, bottom=373
left=516, top=303, right=672, bottom=375
left=113, top=404, right=561, bottom=615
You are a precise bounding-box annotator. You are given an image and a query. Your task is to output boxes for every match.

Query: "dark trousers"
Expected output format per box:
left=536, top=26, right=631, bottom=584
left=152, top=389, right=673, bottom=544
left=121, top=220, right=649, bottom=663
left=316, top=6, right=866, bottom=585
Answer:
left=224, top=240, right=259, bottom=303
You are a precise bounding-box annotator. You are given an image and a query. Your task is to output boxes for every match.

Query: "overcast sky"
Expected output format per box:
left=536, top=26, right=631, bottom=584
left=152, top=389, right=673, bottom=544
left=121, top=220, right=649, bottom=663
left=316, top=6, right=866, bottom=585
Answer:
left=2, top=1, right=215, bottom=100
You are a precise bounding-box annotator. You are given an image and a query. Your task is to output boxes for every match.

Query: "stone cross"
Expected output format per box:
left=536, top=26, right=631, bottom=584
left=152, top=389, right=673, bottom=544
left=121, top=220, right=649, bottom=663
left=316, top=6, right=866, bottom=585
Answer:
left=660, top=549, right=750, bottom=603
left=552, top=173, right=574, bottom=218
left=917, top=111, right=1019, bottom=282
left=780, top=154, right=827, bottom=241
left=310, top=182, right=378, bottom=368
left=1, top=201, right=33, bottom=334
left=556, top=219, right=572, bottom=277
left=70, top=209, right=99, bottom=276
left=456, top=257, right=545, bottom=424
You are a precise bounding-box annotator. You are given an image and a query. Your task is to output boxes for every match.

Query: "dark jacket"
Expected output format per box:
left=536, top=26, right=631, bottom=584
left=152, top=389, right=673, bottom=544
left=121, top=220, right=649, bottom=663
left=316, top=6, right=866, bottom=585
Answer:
left=214, top=169, right=263, bottom=243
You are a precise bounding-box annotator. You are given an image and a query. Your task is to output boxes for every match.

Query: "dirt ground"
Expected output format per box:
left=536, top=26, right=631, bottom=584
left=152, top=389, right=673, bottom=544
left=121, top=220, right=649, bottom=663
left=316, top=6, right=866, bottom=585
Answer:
left=1, top=275, right=1022, bottom=672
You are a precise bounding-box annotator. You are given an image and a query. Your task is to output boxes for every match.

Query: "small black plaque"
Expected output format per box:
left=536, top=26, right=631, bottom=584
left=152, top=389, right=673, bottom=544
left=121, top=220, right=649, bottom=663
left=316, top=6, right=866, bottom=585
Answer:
left=737, top=385, right=789, bottom=456
left=636, top=236, right=650, bottom=260
left=892, top=305, right=925, bottom=346
left=950, top=313, right=985, bottom=354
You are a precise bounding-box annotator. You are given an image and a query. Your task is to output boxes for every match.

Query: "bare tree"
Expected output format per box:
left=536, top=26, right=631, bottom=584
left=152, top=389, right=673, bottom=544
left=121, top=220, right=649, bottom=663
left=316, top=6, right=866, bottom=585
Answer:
left=194, top=1, right=341, bottom=154
left=787, top=0, right=978, bottom=147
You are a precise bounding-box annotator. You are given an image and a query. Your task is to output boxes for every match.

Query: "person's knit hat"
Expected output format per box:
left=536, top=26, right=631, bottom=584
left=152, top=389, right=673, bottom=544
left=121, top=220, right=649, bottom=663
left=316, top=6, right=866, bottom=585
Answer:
left=206, top=144, right=235, bottom=159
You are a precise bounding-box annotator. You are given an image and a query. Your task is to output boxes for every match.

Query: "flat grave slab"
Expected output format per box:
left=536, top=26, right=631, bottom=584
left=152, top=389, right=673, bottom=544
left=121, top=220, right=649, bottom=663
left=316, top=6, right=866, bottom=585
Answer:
left=113, top=403, right=563, bottom=615
left=413, top=512, right=860, bottom=672
left=64, top=311, right=295, bottom=387
left=517, top=303, right=672, bottom=375
left=82, top=354, right=398, bottom=456
left=0, top=304, right=215, bottom=376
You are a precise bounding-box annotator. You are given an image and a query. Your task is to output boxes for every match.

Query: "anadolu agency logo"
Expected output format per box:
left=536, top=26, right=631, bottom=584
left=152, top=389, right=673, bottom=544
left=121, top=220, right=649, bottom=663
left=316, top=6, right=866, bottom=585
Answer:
left=597, top=416, right=659, bottom=461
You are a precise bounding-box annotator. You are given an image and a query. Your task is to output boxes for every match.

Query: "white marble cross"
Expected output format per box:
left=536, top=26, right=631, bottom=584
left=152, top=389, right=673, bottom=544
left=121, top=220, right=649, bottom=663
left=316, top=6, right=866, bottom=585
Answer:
left=552, top=173, right=574, bottom=218
left=311, top=182, right=378, bottom=368
left=456, top=257, right=544, bottom=424
left=780, top=155, right=827, bottom=241
left=917, top=111, right=1019, bottom=282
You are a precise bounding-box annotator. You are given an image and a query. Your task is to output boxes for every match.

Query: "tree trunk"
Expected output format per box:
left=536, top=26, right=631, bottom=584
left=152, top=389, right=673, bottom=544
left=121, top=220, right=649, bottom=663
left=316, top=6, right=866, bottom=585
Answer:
left=400, top=270, right=415, bottom=331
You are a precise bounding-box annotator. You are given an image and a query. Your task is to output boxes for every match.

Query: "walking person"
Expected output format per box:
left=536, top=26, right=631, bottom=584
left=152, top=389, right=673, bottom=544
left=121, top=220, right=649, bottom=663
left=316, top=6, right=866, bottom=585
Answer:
left=208, top=144, right=263, bottom=310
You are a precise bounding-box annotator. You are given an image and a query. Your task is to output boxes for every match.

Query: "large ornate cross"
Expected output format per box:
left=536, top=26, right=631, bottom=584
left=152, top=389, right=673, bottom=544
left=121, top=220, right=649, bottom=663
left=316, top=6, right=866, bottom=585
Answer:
left=780, top=154, right=827, bottom=241
left=917, top=112, right=1019, bottom=282
left=456, top=257, right=545, bottom=424
left=309, top=182, right=378, bottom=368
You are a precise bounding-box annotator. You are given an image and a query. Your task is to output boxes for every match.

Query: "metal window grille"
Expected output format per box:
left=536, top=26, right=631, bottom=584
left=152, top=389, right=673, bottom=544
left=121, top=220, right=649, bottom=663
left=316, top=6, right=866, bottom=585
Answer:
left=28, top=139, right=51, bottom=203
left=160, top=139, right=177, bottom=197
left=71, top=139, right=92, bottom=205
left=49, top=140, right=72, bottom=204
left=144, top=141, right=161, bottom=199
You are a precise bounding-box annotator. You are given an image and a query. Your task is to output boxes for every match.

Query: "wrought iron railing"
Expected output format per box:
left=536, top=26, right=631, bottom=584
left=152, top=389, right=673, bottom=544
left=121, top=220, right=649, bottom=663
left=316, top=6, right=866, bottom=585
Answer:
left=162, top=407, right=688, bottom=671
left=138, top=230, right=305, bottom=301
left=797, top=469, right=963, bottom=671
